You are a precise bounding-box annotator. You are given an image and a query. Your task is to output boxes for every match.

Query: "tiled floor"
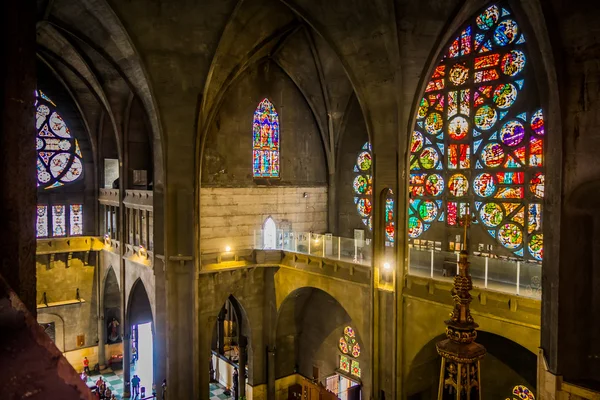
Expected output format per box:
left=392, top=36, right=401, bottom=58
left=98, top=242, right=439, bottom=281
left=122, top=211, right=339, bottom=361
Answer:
left=86, top=367, right=125, bottom=398
left=210, top=382, right=233, bottom=400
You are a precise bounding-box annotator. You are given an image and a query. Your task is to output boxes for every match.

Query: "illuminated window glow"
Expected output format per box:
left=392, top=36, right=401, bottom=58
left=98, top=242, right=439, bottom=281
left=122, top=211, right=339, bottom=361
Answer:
left=353, top=142, right=373, bottom=230
left=252, top=98, right=280, bottom=178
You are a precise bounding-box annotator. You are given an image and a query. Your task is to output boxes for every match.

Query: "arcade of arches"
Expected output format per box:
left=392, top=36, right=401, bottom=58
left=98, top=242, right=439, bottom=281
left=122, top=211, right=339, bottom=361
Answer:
left=1, top=0, right=600, bottom=399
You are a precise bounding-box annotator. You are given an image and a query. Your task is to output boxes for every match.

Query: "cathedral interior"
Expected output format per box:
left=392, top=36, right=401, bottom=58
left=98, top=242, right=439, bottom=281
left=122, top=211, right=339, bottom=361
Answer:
left=1, top=0, right=599, bottom=399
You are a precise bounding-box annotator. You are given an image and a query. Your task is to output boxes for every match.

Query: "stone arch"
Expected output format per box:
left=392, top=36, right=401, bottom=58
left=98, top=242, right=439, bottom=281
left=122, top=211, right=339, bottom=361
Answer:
left=103, top=267, right=121, bottom=344
left=127, top=278, right=153, bottom=327
left=274, top=286, right=370, bottom=396
left=37, top=313, right=66, bottom=352
left=405, top=331, right=537, bottom=399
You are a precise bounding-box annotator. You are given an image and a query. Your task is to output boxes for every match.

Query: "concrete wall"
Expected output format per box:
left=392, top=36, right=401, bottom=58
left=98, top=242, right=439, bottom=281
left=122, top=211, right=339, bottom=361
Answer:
left=200, top=186, right=327, bottom=253
left=36, top=256, right=98, bottom=351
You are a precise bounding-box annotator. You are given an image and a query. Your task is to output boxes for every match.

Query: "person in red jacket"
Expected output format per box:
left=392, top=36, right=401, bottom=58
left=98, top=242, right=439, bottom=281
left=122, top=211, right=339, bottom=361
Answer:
left=83, top=357, right=91, bottom=375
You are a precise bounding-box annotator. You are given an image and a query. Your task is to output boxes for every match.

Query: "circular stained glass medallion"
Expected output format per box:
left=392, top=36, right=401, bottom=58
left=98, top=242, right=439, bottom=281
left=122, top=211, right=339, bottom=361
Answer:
left=512, top=385, right=535, bottom=400
left=37, top=159, right=51, bottom=183
left=49, top=153, right=71, bottom=178
left=449, top=63, right=469, bottom=86
left=529, top=234, right=543, bottom=261
left=531, top=109, right=544, bottom=136
left=425, top=174, right=444, bottom=196
left=411, top=131, right=424, bottom=153
left=448, top=116, right=469, bottom=140
left=481, top=142, right=505, bottom=167
left=408, top=216, right=424, bottom=238
left=353, top=175, right=369, bottom=195
left=425, top=112, right=443, bottom=135
left=530, top=172, right=544, bottom=198
left=418, top=201, right=438, bottom=223
left=501, top=50, right=526, bottom=76
left=62, top=157, right=83, bottom=182
left=420, top=147, right=439, bottom=169
left=473, top=173, right=497, bottom=197
left=339, top=337, right=348, bottom=353
left=480, top=203, right=503, bottom=227
left=448, top=174, right=469, bottom=197
left=498, top=223, right=523, bottom=249
left=352, top=343, right=361, bottom=358
left=476, top=5, right=499, bottom=30
left=344, top=326, right=355, bottom=337
left=474, top=105, right=498, bottom=130
left=500, top=120, right=525, bottom=147
left=494, top=19, right=519, bottom=46
left=357, top=151, right=372, bottom=171
left=493, top=83, right=518, bottom=109
left=36, top=138, right=44, bottom=150
left=417, top=98, right=429, bottom=119
left=357, top=198, right=372, bottom=217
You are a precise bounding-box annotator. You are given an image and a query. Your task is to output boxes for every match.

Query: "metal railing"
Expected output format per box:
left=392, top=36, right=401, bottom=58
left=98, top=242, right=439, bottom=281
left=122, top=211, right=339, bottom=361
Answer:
left=253, top=230, right=373, bottom=266
left=408, top=247, right=542, bottom=299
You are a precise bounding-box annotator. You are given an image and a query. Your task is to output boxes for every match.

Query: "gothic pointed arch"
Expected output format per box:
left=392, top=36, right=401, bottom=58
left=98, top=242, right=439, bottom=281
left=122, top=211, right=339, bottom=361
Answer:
left=408, top=2, right=545, bottom=261
left=252, top=98, right=280, bottom=178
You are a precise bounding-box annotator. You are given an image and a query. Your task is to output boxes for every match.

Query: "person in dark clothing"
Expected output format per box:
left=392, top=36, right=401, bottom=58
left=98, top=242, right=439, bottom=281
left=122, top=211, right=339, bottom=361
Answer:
left=233, top=368, right=239, bottom=400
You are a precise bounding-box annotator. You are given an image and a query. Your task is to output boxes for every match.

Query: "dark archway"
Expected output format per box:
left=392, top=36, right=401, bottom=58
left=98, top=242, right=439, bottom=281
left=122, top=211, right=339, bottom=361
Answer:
left=275, top=287, right=368, bottom=397
left=103, top=268, right=121, bottom=344
left=406, top=332, right=536, bottom=399
left=127, top=279, right=155, bottom=395
left=210, top=295, right=252, bottom=400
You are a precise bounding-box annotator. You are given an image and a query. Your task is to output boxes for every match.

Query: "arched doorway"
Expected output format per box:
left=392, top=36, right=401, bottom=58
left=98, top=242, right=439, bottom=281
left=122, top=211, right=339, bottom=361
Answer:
left=104, top=268, right=121, bottom=345
left=405, top=332, right=537, bottom=399
left=128, top=279, right=154, bottom=397
left=263, top=217, right=277, bottom=249
left=275, top=287, right=365, bottom=400
left=209, top=296, right=251, bottom=400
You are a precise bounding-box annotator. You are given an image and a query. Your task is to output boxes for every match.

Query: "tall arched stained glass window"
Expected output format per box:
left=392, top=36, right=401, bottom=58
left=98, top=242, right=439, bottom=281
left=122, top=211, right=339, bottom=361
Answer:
left=35, top=90, right=84, bottom=189
left=353, top=142, right=373, bottom=230
left=252, top=98, right=280, bottom=178
left=385, top=189, right=395, bottom=247
left=408, top=3, right=544, bottom=261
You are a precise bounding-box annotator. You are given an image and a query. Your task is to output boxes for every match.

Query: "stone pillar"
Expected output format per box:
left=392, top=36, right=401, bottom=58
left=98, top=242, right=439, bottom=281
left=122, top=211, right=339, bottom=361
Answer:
left=0, top=0, right=36, bottom=314
left=238, top=336, right=247, bottom=400
left=97, top=314, right=106, bottom=368
left=217, top=311, right=225, bottom=355
left=267, top=347, right=275, bottom=400
left=123, top=330, right=131, bottom=398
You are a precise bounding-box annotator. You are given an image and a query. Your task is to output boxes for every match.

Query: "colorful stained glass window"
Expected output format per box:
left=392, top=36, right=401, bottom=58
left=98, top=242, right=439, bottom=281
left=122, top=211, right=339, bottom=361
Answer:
left=506, top=385, right=535, bottom=400
left=52, top=205, right=66, bottom=237
left=35, top=90, right=84, bottom=189
left=385, top=190, right=395, bottom=247
left=354, top=142, right=373, bottom=230
left=252, top=98, right=280, bottom=178
left=408, top=3, right=545, bottom=261
left=338, top=326, right=361, bottom=376
left=70, top=204, right=83, bottom=236
left=36, top=205, right=49, bottom=238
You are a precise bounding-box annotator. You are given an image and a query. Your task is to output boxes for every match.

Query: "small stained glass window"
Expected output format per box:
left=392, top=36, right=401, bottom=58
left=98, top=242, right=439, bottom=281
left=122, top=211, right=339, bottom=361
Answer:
left=350, top=360, right=361, bottom=378
left=338, top=326, right=361, bottom=377
left=353, top=142, right=373, bottom=230
left=70, top=205, right=83, bottom=236
left=36, top=205, right=48, bottom=238
left=252, top=98, right=280, bottom=178
left=339, top=355, right=350, bottom=373
left=408, top=3, right=544, bottom=261
left=35, top=90, right=84, bottom=189
left=52, top=205, right=66, bottom=237
left=506, top=385, right=534, bottom=400
left=385, top=190, right=395, bottom=247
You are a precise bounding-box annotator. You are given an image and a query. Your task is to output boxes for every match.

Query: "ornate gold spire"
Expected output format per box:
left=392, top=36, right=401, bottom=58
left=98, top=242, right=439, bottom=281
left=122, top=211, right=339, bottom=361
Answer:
left=436, top=215, right=486, bottom=399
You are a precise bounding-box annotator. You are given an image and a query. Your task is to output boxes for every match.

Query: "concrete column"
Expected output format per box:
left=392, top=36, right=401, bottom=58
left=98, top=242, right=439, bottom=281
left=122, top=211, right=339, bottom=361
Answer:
left=238, top=336, right=247, bottom=400
left=267, top=347, right=275, bottom=400
left=0, top=0, right=36, bottom=314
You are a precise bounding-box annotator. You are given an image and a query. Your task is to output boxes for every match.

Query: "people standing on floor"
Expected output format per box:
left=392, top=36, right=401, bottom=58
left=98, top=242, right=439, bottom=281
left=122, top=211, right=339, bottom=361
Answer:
left=161, top=379, right=167, bottom=400
left=152, top=382, right=157, bottom=398
left=105, top=386, right=112, bottom=400
left=83, top=357, right=91, bottom=375
left=131, top=374, right=141, bottom=398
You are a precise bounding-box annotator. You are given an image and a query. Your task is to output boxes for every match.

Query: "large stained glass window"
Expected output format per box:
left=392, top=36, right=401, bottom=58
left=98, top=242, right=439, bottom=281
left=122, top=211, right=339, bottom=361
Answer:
left=35, top=90, right=84, bottom=189
left=36, top=205, right=49, bottom=238
left=353, top=142, right=373, bottom=230
left=252, top=98, right=280, bottom=178
left=52, top=205, right=66, bottom=237
left=338, top=326, right=361, bottom=378
left=408, top=3, right=544, bottom=261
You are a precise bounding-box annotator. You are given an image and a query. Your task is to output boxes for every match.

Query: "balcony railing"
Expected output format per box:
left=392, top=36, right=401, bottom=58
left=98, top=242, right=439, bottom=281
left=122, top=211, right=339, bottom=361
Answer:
left=253, top=230, right=373, bottom=266
left=408, top=247, right=541, bottom=299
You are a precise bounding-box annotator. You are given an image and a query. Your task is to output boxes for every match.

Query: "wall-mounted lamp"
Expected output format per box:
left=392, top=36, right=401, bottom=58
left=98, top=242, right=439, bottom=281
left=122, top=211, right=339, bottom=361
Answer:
left=104, top=234, right=111, bottom=246
left=383, top=262, right=391, bottom=270
left=225, top=245, right=232, bottom=252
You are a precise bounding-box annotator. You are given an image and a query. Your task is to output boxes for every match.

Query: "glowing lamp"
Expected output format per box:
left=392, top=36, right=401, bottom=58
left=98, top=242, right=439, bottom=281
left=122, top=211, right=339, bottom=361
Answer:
left=383, top=262, right=391, bottom=270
